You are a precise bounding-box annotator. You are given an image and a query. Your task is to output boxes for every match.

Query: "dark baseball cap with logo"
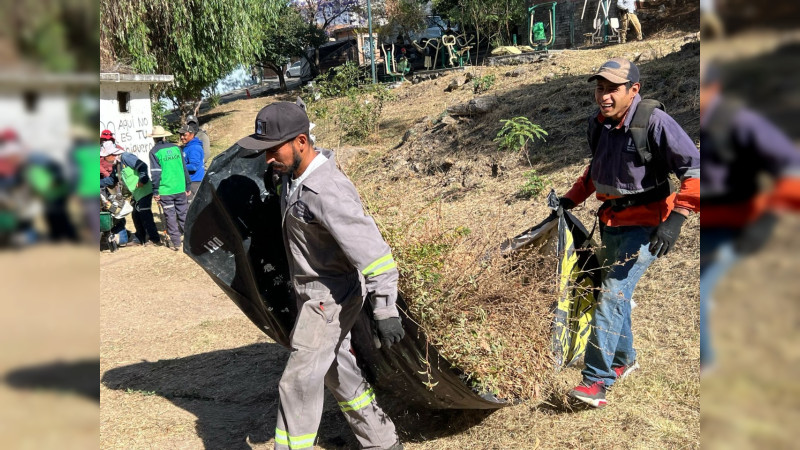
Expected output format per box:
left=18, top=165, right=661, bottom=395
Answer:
left=588, top=58, right=640, bottom=84
left=237, top=102, right=310, bottom=151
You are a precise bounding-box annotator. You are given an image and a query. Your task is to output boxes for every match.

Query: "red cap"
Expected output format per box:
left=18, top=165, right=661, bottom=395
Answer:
left=0, top=129, right=19, bottom=141
left=100, top=129, right=114, bottom=140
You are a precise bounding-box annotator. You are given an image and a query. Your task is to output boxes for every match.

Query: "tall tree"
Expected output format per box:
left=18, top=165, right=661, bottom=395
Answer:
left=295, top=0, right=363, bottom=74
left=296, top=0, right=363, bottom=30
left=256, top=4, right=327, bottom=91
left=101, top=0, right=281, bottom=118
left=0, top=0, right=98, bottom=73
left=383, top=0, right=426, bottom=44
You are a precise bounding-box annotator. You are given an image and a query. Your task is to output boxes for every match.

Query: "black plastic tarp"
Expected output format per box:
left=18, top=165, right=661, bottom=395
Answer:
left=184, top=145, right=598, bottom=409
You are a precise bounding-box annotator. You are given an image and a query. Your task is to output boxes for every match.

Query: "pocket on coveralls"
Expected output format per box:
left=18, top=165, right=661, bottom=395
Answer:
left=290, top=295, right=341, bottom=350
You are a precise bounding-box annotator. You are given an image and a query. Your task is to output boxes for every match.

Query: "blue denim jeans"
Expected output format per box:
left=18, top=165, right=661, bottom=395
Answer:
left=583, top=225, right=657, bottom=387
left=699, top=228, right=739, bottom=368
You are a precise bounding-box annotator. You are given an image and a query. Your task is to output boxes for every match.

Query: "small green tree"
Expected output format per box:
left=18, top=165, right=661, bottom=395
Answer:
left=494, top=117, right=548, bottom=160
left=516, top=170, right=548, bottom=199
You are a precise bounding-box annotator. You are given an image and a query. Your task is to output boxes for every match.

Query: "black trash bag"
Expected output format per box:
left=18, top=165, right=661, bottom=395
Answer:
left=184, top=145, right=600, bottom=408
left=184, top=144, right=505, bottom=409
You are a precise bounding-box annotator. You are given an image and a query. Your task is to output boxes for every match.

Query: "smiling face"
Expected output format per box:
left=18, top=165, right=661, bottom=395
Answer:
left=594, top=78, right=640, bottom=122
left=179, top=131, right=195, bottom=145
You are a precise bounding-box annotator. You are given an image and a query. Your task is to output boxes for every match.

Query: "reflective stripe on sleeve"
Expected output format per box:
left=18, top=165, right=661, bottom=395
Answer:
left=362, top=254, right=396, bottom=278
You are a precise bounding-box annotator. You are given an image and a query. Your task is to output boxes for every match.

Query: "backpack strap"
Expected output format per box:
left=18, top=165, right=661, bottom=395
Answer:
left=705, top=98, right=743, bottom=163
left=629, top=98, right=665, bottom=165
left=584, top=111, right=603, bottom=190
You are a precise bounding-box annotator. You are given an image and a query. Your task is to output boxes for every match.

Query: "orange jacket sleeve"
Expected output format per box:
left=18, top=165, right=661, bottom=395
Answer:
left=674, top=177, right=700, bottom=213
left=563, top=165, right=595, bottom=205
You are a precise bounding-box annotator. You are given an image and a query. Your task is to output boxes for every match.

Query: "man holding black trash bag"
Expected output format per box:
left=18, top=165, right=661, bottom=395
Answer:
left=560, top=58, right=700, bottom=408
left=236, top=101, right=404, bottom=450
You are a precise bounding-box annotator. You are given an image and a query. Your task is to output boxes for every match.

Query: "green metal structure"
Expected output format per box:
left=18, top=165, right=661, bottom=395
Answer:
left=529, top=1, right=557, bottom=52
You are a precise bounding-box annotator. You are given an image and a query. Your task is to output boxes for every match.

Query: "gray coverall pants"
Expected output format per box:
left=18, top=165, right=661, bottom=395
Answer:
left=159, top=192, right=188, bottom=247
left=275, top=273, right=398, bottom=449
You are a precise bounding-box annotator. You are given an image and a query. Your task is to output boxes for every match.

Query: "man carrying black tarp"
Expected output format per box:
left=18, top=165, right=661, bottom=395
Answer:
left=236, top=102, right=404, bottom=450
left=560, top=58, right=700, bottom=408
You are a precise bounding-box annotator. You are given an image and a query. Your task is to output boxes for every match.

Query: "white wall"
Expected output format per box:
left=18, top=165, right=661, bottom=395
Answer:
left=0, top=90, right=71, bottom=163
left=99, top=82, right=155, bottom=163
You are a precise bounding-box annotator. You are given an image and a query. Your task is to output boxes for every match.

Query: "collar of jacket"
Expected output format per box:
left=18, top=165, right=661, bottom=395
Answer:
left=595, top=93, right=641, bottom=131
left=293, top=148, right=335, bottom=195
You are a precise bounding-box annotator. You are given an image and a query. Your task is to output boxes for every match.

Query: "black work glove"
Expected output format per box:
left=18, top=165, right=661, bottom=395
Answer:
left=375, top=317, right=405, bottom=349
left=559, top=197, right=576, bottom=210
left=735, top=212, right=778, bottom=255
left=649, top=211, right=686, bottom=257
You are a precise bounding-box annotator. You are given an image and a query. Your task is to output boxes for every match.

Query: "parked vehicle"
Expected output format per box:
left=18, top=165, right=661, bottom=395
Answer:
left=285, top=60, right=305, bottom=78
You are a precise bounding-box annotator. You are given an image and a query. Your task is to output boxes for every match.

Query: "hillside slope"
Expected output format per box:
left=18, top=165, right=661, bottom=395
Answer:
left=191, top=32, right=700, bottom=448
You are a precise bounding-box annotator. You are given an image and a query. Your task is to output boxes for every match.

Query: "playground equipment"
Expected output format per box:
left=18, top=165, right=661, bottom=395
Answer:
left=582, top=0, right=621, bottom=45
left=529, top=1, right=557, bottom=53
left=380, top=44, right=411, bottom=82
left=441, top=33, right=474, bottom=68
left=411, top=38, right=441, bottom=71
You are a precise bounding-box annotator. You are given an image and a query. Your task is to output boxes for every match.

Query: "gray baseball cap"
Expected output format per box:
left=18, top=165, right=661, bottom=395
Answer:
left=237, top=102, right=310, bottom=151
left=588, top=58, right=640, bottom=84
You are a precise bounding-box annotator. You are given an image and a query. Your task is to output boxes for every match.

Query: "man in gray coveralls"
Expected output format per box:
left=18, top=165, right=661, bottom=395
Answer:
left=236, top=102, right=405, bottom=450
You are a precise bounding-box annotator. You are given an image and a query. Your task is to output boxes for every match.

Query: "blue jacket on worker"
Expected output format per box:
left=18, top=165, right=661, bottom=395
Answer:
left=183, top=137, right=205, bottom=182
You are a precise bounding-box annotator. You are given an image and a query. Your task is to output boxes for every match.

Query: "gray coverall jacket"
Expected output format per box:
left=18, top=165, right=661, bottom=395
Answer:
left=274, top=148, right=400, bottom=449
left=280, top=148, right=400, bottom=320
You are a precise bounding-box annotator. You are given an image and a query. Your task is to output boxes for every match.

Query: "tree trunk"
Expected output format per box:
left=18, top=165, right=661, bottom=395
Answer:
left=264, top=62, right=288, bottom=91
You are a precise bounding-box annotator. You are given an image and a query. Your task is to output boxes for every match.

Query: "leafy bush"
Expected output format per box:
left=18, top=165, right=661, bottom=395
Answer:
left=151, top=100, right=169, bottom=127
left=333, top=84, right=395, bottom=143
left=473, top=74, right=495, bottom=93
left=517, top=170, right=548, bottom=199
left=494, top=116, right=548, bottom=155
left=316, top=61, right=365, bottom=98
left=207, top=92, right=222, bottom=109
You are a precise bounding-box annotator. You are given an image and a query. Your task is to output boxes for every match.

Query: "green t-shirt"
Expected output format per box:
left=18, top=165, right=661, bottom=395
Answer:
left=153, top=144, right=186, bottom=195
left=120, top=165, right=153, bottom=201
left=73, top=144, right=100, bottom=197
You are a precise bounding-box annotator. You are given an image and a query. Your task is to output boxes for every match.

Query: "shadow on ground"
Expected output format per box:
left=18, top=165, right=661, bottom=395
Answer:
left=5, top=359, right=100, bottom=402
left=102, top=342, right=495, bottom=449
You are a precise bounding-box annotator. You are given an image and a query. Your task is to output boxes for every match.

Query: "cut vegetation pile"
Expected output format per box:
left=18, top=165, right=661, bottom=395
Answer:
left=203, top=32, right=701, bottom=402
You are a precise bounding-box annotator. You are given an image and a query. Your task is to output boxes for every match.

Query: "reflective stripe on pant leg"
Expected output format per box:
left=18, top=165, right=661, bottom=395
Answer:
left=338, top=388, right=376, bottom=412
left=325, top=334, right=398, bottom=449
left=174, top=192, right=189, bottom=233
left=275, top=428, right=316, bottom=449
left=321, top=285, right=399, bottom=449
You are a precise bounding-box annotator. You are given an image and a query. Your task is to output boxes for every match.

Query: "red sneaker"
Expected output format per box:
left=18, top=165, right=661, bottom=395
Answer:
left=612, top=361, right=640, bottom=381
left=569, top=380, right=607, bottom=408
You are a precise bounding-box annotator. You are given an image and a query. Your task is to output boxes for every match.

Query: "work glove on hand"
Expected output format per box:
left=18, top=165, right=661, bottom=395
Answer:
left=649, top=211, right=686, bottom=257
left=735, top=212, right=778, bottom=255
left=375, top=317, right=405, bottom=349
left=559, top=197, right=576, bottom=210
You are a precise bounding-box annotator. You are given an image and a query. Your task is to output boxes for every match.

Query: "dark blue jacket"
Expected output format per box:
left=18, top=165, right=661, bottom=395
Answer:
left=183, top=137, right=205, bottom=182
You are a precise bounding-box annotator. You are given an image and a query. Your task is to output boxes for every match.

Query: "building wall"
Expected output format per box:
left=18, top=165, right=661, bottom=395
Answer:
left=0, top=89, right=71, bottom=163
left=99, top=82, right=154, bottom=163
